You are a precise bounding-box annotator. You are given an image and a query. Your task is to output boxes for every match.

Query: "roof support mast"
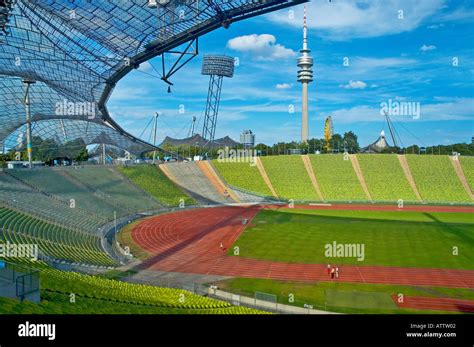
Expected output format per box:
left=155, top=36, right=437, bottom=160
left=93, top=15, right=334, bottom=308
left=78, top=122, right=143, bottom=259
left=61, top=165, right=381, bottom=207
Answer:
left=384, top=111, right=398, bottom=148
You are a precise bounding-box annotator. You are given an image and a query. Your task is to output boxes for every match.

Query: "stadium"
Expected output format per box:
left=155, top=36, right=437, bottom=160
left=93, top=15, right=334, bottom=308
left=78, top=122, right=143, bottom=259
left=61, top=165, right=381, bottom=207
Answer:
left=0, top=1, right=473, bottom=343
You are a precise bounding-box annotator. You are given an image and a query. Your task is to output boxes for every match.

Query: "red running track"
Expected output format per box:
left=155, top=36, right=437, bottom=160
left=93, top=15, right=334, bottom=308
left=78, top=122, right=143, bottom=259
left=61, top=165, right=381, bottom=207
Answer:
left=131, top=205, right=474, bottom=289
left=392, top=295, right=474, bottom=313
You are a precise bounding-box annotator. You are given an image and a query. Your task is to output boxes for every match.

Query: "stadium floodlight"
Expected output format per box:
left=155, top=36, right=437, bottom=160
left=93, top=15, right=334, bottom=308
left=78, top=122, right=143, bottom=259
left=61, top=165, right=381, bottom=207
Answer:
left=201, top=55, right=235, bottom=146
left=0, top=0, right=306, bottom=157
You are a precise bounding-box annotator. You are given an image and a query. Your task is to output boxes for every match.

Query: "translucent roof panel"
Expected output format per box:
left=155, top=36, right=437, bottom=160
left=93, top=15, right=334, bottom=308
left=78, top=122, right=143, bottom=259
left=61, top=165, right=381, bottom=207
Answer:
left=0, top=0, right=305, bottom=156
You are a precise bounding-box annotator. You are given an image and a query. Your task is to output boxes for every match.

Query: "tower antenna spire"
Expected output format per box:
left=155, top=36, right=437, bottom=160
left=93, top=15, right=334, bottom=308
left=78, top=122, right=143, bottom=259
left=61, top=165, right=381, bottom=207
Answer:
left=303, top=5, right=307, bottom=50
left=297, top=5, right=313, bottom=144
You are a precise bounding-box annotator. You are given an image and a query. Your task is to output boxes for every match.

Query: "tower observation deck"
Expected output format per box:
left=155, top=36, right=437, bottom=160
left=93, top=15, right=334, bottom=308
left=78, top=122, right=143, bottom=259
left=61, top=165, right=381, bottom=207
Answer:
left=297, top=6, right=314, bottom=143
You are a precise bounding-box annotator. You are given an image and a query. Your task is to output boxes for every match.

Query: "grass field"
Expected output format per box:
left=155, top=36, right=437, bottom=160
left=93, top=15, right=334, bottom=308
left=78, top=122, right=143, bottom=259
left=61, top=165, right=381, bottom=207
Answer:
left=228, top=208, right=474, bottom=269
left=214, top=277, right=474, bottom=314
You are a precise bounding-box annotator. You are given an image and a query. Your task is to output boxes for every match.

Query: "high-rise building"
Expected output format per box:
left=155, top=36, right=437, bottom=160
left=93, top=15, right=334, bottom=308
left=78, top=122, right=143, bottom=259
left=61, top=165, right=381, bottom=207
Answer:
left=297, top=6, right=313, bottom=144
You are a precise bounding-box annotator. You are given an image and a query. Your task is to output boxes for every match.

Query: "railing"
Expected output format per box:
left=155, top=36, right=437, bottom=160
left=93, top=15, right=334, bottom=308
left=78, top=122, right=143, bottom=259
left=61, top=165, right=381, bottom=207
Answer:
left=0, top=260, right=40, bottom=302
left=16, top=271, right=40, bottom=302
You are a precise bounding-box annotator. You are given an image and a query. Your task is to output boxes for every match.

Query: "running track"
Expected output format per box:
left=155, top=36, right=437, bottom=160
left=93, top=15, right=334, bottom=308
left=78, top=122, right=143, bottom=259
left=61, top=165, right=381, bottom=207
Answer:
left=131, top=204, right=474, bottom=289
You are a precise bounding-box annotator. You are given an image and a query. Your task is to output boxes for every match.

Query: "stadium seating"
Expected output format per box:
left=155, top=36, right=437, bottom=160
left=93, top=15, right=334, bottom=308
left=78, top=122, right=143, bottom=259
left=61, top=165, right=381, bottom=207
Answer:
left=63, top=167, right=161, bottom=213
left=0, top=291, right=263, bottom=314
left=0, top=172, right=105, bottom=233
left=8, top=169, right=122, bottom=219
left=460, top=156, right=474, bottom=192
left=0, top=207, right=116, bottom=266
left=357, top=154, right=418, bottom=202
left=309, top=154, right=367, bottom=201
left=117, top=165, right=195, bottom=207
left=163, top=162, right=229, bottom=204
left=260, top=156, right=320, bottom=201
left=212, top=160, right=273, bottom=197
left=42, top=267, right=230, bottom=309
left=0, top=261, right=263, bottom=314
left=406, top=155, right=470, bottom=203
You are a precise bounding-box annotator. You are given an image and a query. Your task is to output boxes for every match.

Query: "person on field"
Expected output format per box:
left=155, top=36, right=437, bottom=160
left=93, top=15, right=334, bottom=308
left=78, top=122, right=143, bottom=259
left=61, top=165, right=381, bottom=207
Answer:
left=220, top=242, right=224, bottom=251
left=330, top=267, right=335, bottom=279
left=327, top=264, right=331, bottom=275
left=335, top=267, right=339, bottom=279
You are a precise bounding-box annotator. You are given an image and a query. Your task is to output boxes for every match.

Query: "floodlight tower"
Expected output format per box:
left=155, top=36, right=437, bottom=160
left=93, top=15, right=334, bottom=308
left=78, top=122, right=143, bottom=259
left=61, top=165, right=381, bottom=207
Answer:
left=297, top=6, right=313, bottom=144
left=201, top=55, right=234, bottom=145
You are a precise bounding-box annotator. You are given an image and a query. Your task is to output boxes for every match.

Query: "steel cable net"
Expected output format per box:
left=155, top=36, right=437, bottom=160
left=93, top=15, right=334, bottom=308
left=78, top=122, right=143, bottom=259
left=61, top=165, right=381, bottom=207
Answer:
left=0, top=0, right=304, bottom=156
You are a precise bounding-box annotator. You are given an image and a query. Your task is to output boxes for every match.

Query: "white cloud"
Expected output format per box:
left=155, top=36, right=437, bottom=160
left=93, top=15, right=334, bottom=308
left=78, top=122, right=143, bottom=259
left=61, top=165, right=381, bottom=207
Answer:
left=427, top=23, right=444, bottom=29
left=420, top=44, right=437, bottom=52
left=227, top=34, right=296, bottom=61
left=276, top=83, right=293, bottom=89
left=327, top=98, right=473, bottom=124
left=340, top=80, right=367, bottom=89
left=352, top=57, right=418, bottom=69
left=438, top=7, right=474, bottom=22
left=267, top=0, right=444, bottom=40
left=138, top=61, right=153, bottom=72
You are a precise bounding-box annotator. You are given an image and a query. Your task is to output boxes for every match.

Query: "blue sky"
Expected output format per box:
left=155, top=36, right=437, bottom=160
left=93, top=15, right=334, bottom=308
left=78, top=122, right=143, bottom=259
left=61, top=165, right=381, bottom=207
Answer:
left=108, top=0, right=474, bottom=148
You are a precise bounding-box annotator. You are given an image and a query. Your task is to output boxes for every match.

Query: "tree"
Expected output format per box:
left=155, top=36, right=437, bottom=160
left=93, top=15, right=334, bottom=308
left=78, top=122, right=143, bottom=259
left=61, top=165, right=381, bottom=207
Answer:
left=343, top=131, right=360, bottom=153
left=75, top=147, right=89, bottom=162
left=405, top=144, right=420, bottom=154
left=330, top=134, right=343, bottom=153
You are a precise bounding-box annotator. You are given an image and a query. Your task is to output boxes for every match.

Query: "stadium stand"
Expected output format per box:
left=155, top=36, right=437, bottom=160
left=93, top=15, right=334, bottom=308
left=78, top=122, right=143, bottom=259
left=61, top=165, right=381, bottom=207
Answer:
left=0, top=207, right=115, bottom=266
left=7, top=169, right=121, bottom=219
left=162, top=162, right=230, bottom=204
left=63, top=167, right=161, bottom=213
left=0, top=172, right=105, bottom=233
left=260, top=156, right=320, bottom=201
left=406, top=155, right=471, bottom=203
left=309, top=154, right=367, bottom=201
left=0, top=261, right=263, bottom=314
left=357, top=154, right=418, bottom=202
left=117, top=165, right=196, bottom=207
left=212, top=160, right=274, bottom=198
left=460, top=156, right=474, bottom=192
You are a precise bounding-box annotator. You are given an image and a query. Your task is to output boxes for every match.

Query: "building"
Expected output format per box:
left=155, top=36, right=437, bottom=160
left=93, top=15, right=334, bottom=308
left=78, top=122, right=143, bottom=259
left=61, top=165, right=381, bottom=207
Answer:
left=240, top=130, right=255, bottom=148
left=297, top=6, right=313, bottom=144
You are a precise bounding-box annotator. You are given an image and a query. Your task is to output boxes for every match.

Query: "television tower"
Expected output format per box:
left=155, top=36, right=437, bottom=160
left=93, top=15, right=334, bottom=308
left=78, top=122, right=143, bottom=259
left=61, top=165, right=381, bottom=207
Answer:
left=297, top=6, right=313, bottom=144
